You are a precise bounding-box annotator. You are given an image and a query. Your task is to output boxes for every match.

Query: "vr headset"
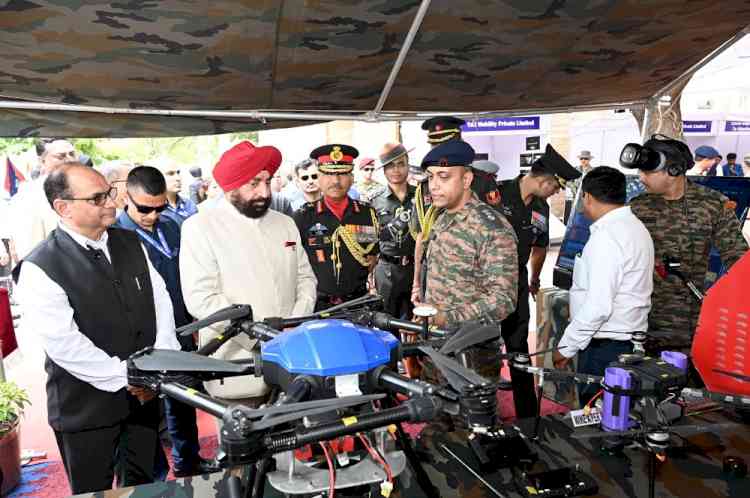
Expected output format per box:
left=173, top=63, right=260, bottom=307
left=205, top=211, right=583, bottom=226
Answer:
left=619, top=134, right=694, bottom=176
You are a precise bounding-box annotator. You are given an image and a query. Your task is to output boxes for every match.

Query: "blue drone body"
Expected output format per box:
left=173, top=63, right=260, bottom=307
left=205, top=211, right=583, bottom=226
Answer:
left=260, top=319, right=400, bottom=391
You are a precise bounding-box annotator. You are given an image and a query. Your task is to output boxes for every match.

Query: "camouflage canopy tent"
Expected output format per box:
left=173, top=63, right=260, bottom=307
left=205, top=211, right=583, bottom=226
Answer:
left=1, top=0, right=750, bottom=137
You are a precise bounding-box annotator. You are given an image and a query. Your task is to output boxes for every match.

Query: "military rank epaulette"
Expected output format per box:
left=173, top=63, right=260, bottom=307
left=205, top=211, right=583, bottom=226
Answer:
left=475, top=202, right=506, bottom=229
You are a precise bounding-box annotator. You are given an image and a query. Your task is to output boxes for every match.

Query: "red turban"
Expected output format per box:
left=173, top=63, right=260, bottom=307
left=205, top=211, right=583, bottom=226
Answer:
left=213, top=141, right=282, bottom=192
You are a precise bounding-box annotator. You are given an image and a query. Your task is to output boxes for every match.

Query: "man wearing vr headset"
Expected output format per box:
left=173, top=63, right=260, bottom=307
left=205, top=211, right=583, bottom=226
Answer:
left=622, top=135, right=748, bottom=355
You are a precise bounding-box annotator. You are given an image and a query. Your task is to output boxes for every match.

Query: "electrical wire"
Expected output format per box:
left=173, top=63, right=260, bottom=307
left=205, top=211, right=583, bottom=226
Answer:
left=319, top=442, right=335, bottom=498
left=584, top=389, right=604, bottom=414
left=358, top=433, right=393, bottom=483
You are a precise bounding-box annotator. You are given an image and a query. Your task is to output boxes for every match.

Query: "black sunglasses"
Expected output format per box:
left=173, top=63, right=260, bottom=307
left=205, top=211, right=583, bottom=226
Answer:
left=128, top=194, right=168, bottom=214
left=299, top=174, right=318, bottom=181
left=63, top=186, right=117, bottom=207
left=362, top=168, right=375, bottom=173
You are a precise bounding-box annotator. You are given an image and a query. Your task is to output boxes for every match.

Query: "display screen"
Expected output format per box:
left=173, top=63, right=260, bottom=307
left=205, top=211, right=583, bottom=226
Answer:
left=553, top=175, right=750, bottom=289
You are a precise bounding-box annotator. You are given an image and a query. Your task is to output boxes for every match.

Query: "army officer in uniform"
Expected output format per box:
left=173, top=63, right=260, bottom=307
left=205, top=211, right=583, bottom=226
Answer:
left=497, top=144, right=581, bottom=418
left=294, top=145, right=379, bottom=311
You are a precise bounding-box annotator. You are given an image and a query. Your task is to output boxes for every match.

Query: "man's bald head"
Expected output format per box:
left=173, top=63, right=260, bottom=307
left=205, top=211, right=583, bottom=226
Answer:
left=45, top=164, right=117, bottom=237
left=44, top=163, right=104, bottom=207
left=40, top=139, right=78, bottom=175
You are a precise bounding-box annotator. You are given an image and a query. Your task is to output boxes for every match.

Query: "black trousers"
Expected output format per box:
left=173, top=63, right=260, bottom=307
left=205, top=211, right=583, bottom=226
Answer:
left=577, top=339, right=632, bottom=406
left=54, top=399, right=159, bottom=494
left=374, top=261, right=414, bottom=319
left=500, top=281, right=538, bottom=419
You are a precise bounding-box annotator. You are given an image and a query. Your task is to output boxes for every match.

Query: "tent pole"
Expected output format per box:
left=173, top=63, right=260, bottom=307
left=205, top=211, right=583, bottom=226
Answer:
left=0, top=100, right=645, bottom=122
left=372, top=0, right=433, bottom=115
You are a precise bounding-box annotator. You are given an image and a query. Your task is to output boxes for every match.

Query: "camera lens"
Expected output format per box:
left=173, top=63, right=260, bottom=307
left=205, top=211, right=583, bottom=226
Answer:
left=619, top=143, right=643, bottom=169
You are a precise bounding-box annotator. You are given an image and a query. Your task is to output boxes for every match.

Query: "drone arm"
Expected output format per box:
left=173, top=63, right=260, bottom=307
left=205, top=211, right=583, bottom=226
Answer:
left=372, top=366, right=436, bottom=398
left=160, top=382, right=229, bottom=418
left=363, top=312, right=449, bottom=338
left=195, top=324, right=243, bottom=356
left=195, top=321, right=280, bottom=357
left=512, top=363, right=603, bottom=385
left=682, top=388, right=750, bottom=407
left=262, top=396, right=440, bottom=455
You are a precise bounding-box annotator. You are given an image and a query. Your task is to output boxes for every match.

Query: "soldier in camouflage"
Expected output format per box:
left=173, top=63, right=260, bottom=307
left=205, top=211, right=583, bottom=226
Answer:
left=354, top=157, right=386, bottom=203
left=625, top=136, right=748, bottom=357
left=410, top=116, right=467, bottom=305
left=416, top=140, right=518, bottom=379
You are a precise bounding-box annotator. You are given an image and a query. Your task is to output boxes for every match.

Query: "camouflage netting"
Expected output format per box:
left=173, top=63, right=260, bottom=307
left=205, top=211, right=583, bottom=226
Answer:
left=1, top=0, right=749, bottom=137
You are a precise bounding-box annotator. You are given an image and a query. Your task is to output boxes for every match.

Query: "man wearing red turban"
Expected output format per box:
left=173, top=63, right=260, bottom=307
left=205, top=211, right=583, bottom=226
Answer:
left=179, top=141, right=317, bottom=405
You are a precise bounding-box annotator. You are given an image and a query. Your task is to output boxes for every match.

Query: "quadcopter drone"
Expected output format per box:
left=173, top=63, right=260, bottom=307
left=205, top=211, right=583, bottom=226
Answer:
left=127, top=296, right=518, bottom=498
left=500, top=327, right=748, bottom=498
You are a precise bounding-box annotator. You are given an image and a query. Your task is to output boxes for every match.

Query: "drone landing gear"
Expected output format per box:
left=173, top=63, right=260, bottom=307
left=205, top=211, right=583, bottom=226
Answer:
left=645, top=432, right=669, bottom=498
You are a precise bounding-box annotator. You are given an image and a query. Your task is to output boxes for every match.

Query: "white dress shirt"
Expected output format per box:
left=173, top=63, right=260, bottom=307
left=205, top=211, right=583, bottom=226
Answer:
left=16, top=223, right=180, bottom=392
left=558, top=206, right=654, bottom=358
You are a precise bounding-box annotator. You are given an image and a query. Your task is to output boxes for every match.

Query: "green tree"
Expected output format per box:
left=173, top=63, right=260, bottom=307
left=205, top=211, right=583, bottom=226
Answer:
left=0, top=138, right=35, bottom=157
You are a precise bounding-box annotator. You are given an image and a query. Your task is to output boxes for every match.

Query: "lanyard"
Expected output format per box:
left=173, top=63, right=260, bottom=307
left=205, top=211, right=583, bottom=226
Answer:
left=135, top=227, right=173, bottom=259
left=167, top=204, right=191, bottom=218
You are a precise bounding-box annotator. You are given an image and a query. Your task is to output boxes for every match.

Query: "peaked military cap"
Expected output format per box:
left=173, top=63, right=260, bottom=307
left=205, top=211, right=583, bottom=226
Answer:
left=420, top=140, right=475, bottom=169
left=310, top=144, right=359, bottom=174
left=531, top=144, right=581, bottom=188
left=421, top=116, right=466, bottom=145
left=471, top=159, right=499, bottom=175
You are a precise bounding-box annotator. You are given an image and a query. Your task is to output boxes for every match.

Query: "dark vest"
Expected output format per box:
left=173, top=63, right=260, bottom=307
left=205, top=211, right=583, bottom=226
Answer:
left=22, top=228, right=157, bottom=432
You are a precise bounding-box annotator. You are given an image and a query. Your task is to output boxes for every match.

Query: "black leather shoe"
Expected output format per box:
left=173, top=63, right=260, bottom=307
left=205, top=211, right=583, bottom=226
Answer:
left=173, top=458, right=221, bottom=478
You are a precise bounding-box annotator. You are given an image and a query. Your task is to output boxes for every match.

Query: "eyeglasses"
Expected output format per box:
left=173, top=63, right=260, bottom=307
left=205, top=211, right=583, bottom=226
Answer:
left=362, top=168, right=375, bottom=173
left=63, top=186, right=117, bottom=207
left=299, top=174, right=318, bottom=181
left=128, top=193, right=168, bottom=214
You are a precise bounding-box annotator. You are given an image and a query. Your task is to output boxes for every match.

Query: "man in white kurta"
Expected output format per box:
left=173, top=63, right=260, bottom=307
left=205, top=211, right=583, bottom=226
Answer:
left=180, top=141, right=317, bottom=403
left=11, top=139, right=79, bottom=258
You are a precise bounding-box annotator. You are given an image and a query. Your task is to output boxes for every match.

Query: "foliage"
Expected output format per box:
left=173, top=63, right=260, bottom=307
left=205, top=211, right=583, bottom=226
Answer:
left=0, top=131, right=259, bottom=170
left=70, top=138, right=120, bottom=165
left=0, top=382, right=29, bottom=436
left=0, top=138, right=35, bottom=157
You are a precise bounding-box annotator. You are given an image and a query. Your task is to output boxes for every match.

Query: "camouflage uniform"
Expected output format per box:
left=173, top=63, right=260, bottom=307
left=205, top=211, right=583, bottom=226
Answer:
left=424, top=193, right=518, bottom=379
left=356, top=180, right=386, bottom=204
left=630, top=180, right=748, bottom=344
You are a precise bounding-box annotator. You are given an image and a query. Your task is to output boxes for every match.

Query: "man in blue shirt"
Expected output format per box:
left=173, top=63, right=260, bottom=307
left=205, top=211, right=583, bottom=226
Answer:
left=115, top=166, right=215, bottom=478
left=720, top=153, right=743, bottom=177
left=156, top=162, right=198, bottom=226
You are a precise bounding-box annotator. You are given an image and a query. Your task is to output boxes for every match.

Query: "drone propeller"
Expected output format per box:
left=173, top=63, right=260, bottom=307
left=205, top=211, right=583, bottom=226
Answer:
left=131, top=349, right=251, bottom=375
left=439, top=322, right=502, bottom=356
left=418, top=345, right=490, bottom=392
left=317, top=294, right=382, bottom=316
left=247, top=393, right=386, bottom=432
left=178, top=304, right=253, bottom=336
left=713, top=369, right=750, bottom=383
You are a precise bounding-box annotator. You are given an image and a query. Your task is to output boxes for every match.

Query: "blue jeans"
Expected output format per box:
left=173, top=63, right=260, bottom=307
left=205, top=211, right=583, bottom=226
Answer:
left=164, top=397, right=200, bottom=472
left=577, top=339, right=632, bottom=407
